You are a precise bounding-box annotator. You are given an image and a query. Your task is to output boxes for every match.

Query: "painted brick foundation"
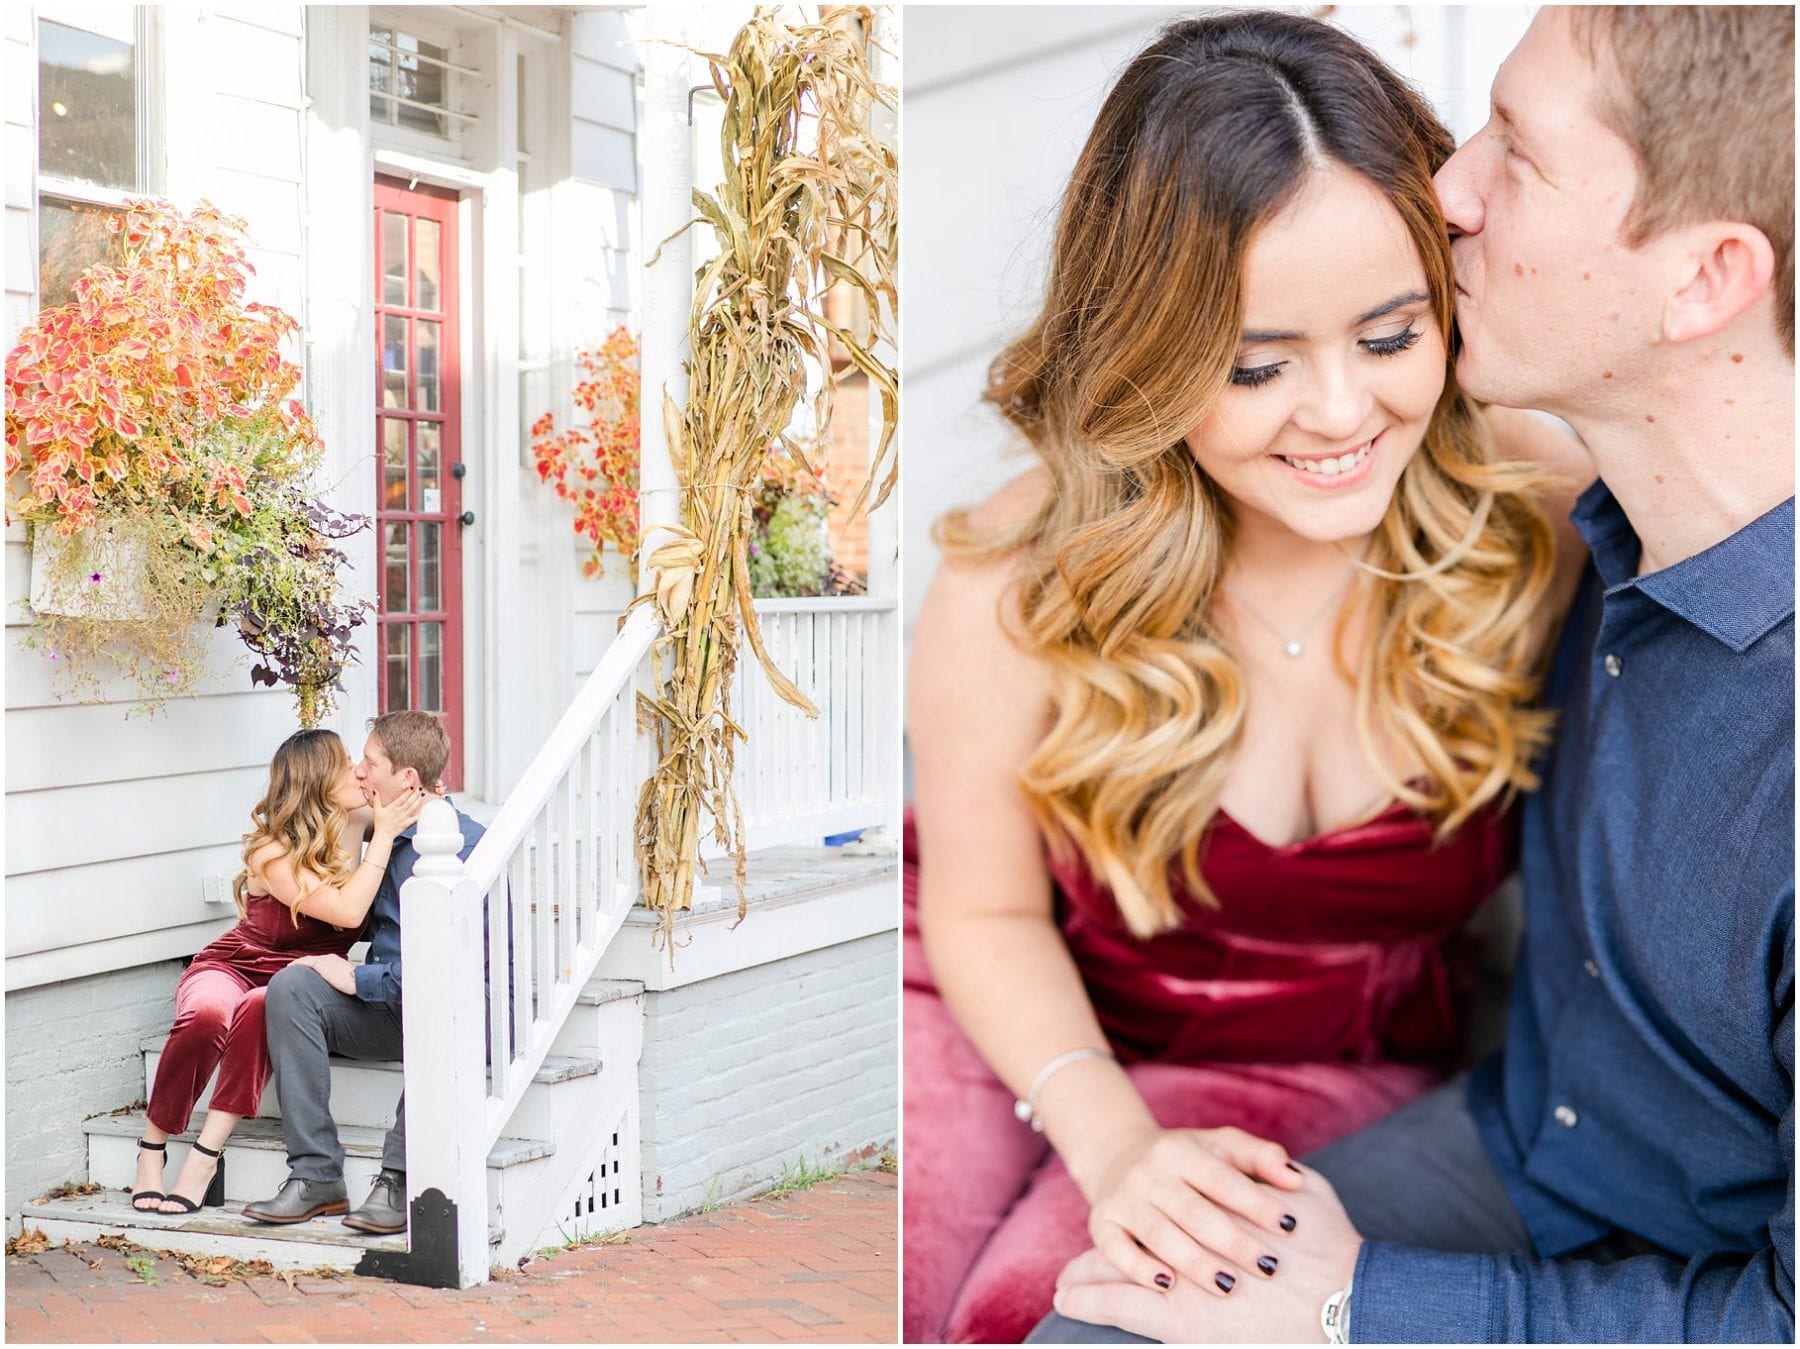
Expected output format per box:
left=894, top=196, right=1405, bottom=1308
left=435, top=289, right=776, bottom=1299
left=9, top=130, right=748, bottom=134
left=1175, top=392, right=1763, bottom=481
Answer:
left=636, top=930, right=897, bottom=1221
left=6, top=960, right=182, bottom=1221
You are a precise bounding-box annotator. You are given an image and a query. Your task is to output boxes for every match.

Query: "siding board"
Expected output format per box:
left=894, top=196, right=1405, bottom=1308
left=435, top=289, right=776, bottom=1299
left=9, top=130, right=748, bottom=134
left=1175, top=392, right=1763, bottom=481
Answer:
left=570, top=56, right=633, bottom=132
left=571, top=11, right=635, bottom=72
left=206, top=15, right=305, bottom=101
left=7, top=848, right=245, bottom=956
left=5, top=622, right=251, bottom=707
left=205, top=99, right=303, bottom=181
left=5, top=691, right=295, bottom=793
left=204, top=6, right=305, bottom=40
left=570, top=120, right=634, bottom=191
left=7, top=766, right=269, bottom=875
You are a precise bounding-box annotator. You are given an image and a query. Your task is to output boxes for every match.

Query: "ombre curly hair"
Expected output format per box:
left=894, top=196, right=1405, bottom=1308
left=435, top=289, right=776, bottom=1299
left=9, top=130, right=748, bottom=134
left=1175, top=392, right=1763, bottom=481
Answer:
left=233, top=729, right=356, bottom=925
left=938, top=11, right=1559, bottom=938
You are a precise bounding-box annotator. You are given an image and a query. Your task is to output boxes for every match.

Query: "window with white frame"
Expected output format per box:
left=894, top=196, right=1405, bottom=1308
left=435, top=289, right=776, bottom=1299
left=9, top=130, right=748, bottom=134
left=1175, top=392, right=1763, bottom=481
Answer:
left=368, top=13, right=478, bottom=146
left=35, top=5, right=155, bottom=307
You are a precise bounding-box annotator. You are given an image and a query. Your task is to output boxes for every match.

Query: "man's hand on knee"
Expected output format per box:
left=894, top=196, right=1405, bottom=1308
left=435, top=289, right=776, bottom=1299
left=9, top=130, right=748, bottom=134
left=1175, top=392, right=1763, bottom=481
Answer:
left=288, top=954, right=357, bottom=997
left=1052, top=1164, right=1365, bottom=1344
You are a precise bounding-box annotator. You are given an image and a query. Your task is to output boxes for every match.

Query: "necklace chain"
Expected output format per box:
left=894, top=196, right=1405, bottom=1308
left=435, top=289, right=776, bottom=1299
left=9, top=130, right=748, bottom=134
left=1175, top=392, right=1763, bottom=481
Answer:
left=1223, top=555, right=1362, bottom=658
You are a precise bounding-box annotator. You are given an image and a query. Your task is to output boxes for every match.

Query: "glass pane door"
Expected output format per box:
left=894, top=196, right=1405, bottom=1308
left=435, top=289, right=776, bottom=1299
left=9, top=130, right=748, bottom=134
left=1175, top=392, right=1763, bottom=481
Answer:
left=373, top=176, right=465, bottom=788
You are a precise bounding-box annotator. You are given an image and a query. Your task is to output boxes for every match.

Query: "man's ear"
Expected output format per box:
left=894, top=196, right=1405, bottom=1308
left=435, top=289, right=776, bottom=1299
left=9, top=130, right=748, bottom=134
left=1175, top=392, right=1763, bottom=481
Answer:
left=1662, top=221, right=1777, bottom=345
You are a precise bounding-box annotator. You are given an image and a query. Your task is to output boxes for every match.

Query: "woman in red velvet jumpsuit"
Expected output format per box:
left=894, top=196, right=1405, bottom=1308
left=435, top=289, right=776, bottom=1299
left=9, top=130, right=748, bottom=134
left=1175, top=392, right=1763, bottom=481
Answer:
left=130, top=729, right=424, bottom=1213
left=903, top=12, right=1598, bottom=1341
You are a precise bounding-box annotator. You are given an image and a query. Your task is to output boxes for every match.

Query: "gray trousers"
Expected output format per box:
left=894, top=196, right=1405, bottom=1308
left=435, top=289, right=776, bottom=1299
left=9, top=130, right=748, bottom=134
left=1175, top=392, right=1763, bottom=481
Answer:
left=1027, top=1073, right=1531, bottom=1343
left=264, top=964, right=407, bottom=1183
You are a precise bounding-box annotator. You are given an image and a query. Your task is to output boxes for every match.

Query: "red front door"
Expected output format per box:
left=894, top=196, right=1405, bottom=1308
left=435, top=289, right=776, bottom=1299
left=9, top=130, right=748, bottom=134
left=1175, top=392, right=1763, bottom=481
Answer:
left=373, top=177, right=465, bottom=787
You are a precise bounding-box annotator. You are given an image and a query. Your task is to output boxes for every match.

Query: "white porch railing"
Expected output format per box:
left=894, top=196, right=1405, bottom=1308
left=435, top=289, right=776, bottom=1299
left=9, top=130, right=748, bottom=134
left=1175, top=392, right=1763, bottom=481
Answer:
left=715, top=596, right=899, bottom=853
left=398, top=604, right=658, bottom=1288
left=392, top=593, right=894, bottom=1287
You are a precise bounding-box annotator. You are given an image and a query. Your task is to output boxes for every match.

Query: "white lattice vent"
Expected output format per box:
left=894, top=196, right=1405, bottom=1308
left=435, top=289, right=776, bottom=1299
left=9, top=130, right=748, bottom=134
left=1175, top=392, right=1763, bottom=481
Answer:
left=574, top=1126, right=626, bottom=1220
left=533, top=1078, right=642, bottom=1250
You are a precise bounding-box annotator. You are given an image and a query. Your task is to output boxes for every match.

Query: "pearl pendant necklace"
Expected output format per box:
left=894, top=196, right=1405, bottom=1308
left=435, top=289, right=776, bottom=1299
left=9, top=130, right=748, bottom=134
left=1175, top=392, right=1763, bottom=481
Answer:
left=1224, top=554, right=1362, bottom=659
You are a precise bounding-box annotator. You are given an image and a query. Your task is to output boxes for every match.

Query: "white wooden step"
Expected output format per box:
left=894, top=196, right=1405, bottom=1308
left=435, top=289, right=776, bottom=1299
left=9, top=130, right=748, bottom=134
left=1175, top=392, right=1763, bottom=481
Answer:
left=576, top=977, right=645, bottom=1006
left=86, top=1111, right=551, bottom=1209
left=140, top=1041, right=602, bottom=1130
left=17, top=1188, right=499, bottom=1274
left=550, top=977, right=645, bottom=1061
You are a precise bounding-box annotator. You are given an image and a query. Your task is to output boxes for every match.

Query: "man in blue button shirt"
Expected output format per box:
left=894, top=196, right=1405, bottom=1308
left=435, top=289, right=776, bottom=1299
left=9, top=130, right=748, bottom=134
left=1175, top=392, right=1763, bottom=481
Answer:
left=244, top=711, right=485, bottom=1234
left=1038, top=7, right=1792, bottom=1343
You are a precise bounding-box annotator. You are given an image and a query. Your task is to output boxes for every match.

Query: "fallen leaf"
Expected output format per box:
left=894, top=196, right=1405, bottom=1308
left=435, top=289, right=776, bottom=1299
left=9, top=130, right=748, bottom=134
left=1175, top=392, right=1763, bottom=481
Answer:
left=6, top=1228, right=49, bottom=1256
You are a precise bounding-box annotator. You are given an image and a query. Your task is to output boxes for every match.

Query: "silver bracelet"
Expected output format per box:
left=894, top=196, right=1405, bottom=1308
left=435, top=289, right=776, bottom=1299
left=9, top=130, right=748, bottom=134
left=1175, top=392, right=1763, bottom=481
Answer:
left=1013, top=1047, right=1114, bottom=1133
left=1321, top=1277, right=1353, bottom=1344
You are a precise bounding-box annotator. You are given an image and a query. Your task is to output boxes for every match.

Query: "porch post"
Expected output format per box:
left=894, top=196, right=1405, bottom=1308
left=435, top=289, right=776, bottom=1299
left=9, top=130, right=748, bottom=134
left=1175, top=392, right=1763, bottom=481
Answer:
left=864, top=4, right=899, bottom=607
left=637, top=7, right=695, bottom=596
left=392, top=799, right=489, bottom=1288
left=864, top=7, right=901, bottom=841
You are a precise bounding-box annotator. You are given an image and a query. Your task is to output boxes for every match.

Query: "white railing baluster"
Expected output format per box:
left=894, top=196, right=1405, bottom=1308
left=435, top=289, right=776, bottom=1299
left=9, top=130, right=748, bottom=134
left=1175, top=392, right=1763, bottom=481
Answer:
left=806, top=609, right=822, bottom=819
left=832, top=611, right=847, bottom=823
left=581, top=732, right=598, bottom=939
left=558, top=766, right=575, bottom=980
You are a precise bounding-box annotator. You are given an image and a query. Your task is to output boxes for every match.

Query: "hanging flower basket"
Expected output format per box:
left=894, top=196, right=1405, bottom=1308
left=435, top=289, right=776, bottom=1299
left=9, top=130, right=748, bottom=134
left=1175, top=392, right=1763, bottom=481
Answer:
left=5, top=199, right=369, bottom=721
left=28, top=523, right=154, bottom=621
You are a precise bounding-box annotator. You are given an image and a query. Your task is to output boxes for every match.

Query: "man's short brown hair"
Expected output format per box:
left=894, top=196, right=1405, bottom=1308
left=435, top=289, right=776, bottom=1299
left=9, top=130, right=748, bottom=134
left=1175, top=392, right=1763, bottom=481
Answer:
left=1572, top=6, right=1794, bottom=355
left=367, top=710, right=451, bottom=787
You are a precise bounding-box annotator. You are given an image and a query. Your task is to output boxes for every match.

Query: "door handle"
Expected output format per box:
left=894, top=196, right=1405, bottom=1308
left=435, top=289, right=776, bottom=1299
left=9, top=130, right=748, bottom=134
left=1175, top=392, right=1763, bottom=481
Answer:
left=458, top=510, right=476, bottom=526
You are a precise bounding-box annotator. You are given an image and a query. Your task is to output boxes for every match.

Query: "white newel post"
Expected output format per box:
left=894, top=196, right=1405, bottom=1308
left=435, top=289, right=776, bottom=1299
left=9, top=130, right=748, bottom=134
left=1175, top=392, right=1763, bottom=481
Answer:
left=398, top=800, right=490, bottom=1288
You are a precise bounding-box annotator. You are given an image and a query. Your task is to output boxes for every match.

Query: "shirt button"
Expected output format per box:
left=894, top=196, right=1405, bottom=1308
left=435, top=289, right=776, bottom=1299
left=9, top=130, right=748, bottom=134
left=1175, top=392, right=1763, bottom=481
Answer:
left=1554, top=1105, right=1580, bottom=1128
left=1603, top=653, right=1623, bottom=677
left=1584, top=959, right=1600, bottom=978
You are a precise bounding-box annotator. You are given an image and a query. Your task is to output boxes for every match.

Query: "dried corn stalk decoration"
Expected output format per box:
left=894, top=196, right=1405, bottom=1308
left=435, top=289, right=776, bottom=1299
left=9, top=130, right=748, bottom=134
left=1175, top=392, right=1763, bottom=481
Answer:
left=636, top=7, right=898, bottom=945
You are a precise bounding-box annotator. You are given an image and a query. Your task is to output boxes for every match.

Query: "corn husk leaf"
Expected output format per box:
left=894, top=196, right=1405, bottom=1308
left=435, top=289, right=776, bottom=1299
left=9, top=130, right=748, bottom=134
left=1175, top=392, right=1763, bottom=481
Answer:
left=636, top=6, right=897, bottom=953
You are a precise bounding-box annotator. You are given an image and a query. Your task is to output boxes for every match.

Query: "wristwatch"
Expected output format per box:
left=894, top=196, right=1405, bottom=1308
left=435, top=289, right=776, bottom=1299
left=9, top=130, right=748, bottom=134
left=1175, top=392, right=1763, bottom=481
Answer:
left=1321, top=1281, right=1352, bottom=1344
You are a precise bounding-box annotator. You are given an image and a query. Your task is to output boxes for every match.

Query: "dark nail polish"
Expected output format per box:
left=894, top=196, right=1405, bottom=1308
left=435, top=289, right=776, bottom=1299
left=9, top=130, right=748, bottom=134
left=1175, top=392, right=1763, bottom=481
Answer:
left=1286, top=1161, right=1303, bottom=1173
left=1279, top=1214, right=1297, bottom=1232
left=1154, top=1273, right=1172, bottom=1290
left=1257, top=1255, right=1278, bottom=1276
left=1214, top=1272, right=1236, bottom=1294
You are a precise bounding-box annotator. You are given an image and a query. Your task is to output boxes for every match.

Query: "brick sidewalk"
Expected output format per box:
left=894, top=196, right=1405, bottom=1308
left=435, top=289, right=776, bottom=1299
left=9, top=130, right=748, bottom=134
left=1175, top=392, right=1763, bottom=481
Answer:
left=5, top=1170, right=895, bottom=1344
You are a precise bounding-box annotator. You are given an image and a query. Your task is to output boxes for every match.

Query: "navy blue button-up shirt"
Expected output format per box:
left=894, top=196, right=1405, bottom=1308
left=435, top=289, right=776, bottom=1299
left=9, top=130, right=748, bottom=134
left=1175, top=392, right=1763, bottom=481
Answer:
left=352, top=799, right=486, bottom=1006
left=1355, top=483, right=1794, bottom=1342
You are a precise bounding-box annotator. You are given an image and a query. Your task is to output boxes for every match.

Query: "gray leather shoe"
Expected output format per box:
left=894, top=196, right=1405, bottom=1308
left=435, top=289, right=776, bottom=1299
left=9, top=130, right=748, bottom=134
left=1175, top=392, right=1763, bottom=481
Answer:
left=241, top=1176, right=348, bottom=1224
left=342, top=1168, right=407, bottom=1234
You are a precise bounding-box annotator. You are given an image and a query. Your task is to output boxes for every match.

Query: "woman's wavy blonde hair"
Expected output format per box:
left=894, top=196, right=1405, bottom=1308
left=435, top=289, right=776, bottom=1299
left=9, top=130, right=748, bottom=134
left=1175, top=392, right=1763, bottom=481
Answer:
left=938, top=11, right=1559, bottom=938
left=233, top=729, right=356, bottom=925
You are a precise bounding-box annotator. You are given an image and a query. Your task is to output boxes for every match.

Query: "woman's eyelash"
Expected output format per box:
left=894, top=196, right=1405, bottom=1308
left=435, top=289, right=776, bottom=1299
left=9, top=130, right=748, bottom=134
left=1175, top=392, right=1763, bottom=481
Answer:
left=1229, top=327, right=1422, bottom=387
left=1363, top=326, right=1422, bottom=356
left=1229, top=363, right=1281, bottom=388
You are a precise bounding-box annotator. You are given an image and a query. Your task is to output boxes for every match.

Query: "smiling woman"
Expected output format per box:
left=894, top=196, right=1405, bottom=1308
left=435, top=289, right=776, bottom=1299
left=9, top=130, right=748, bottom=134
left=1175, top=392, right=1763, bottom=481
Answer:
left=902, top=7, right=1593, bottom=1343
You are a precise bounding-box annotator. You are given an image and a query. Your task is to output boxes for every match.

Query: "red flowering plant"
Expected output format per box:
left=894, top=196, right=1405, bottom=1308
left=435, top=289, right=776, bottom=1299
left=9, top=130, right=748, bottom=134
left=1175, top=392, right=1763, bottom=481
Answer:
left=3, top=199, right=369, bottom=719
left=530, top=325, right=640, bottom=581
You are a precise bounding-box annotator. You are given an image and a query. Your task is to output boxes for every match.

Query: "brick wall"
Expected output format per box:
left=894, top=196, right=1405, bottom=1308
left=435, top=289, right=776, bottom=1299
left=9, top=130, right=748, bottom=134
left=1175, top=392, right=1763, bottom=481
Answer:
left=634, top=931, right=897, bottom=1221
left=824, top=373, right=872, bottom=580
left=6, top=962, right=183, bottom=1223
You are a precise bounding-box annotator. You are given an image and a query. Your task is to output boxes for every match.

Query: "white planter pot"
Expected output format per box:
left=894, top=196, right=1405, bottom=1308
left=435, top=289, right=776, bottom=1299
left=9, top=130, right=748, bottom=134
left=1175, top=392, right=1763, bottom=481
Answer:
left=28, top=524, right=154, bottom=620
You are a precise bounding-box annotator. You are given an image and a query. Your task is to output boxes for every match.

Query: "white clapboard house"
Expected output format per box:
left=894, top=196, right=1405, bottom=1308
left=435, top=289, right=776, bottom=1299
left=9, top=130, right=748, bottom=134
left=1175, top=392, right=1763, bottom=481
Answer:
left=5, top=3, right=898, bottom=1286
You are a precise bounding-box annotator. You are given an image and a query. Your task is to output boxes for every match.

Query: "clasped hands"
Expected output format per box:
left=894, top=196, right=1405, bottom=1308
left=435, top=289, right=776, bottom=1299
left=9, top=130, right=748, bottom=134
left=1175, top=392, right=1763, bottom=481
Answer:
left=1058, top=1126, right=1365, bottom=1343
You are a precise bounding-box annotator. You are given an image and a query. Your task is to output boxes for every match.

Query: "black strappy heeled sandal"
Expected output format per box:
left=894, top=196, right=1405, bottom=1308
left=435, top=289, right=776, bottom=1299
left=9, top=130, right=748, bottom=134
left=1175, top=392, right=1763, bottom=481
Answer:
left=158, top=1142, right=226, bottom=1213
left=130, top=1138, right=167, bottom=1212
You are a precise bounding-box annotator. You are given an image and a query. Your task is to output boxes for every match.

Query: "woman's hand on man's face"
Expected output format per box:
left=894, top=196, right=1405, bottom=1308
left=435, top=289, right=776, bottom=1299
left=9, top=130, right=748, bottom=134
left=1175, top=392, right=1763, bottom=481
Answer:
left=1085, top=1125, right=1308, bottom=1299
